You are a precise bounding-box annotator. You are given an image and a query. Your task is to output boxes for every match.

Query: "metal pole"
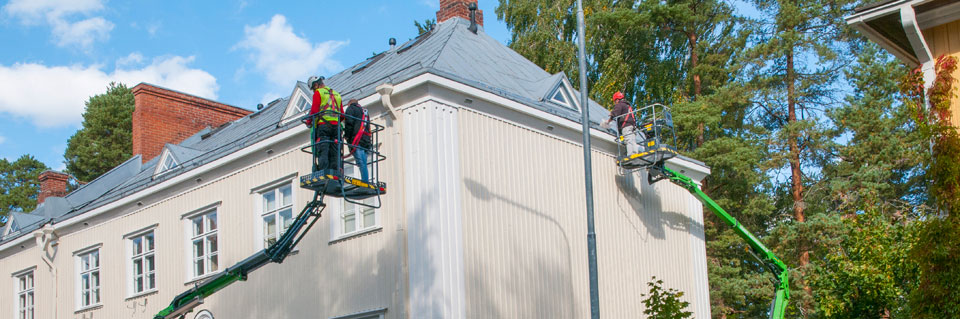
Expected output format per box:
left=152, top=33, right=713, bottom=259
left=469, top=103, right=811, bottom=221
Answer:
left=575, top=1, right=600, bottom=318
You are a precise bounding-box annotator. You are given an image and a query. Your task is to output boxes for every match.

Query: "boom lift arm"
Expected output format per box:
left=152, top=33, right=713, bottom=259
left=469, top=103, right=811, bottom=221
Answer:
left=615, top=103, right=789, bottom=319
left=648, top=164, right=790, bottom=319
left=153, top=192, right=326, bottom=319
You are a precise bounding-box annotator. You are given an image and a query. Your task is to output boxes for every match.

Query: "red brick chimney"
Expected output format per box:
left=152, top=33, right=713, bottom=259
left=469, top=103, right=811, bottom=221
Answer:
left=131, top=83, right=252, bottom=163
left=436, top=0, right=483, bottom=26
left=38, top=171, right=71, bottom=204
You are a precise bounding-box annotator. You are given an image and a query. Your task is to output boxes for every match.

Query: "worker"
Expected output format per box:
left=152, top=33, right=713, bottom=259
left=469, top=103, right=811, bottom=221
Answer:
left=342, top=99, right=372, bottom=183
left=603, top=91, right=639, bottom=156
left=306, top=76, right=343, bottom=174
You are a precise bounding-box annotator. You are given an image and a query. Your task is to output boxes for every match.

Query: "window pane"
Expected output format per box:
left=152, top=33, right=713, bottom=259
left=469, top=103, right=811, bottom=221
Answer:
left=146, top=233, right=155, bottom=252
left=208, top=254, right=219, bottom=272
left=20, top=294, right=25, bottom=307
left=134, top=258, right=143, bottom=275
left=263, top=214, right=276, bottom=240
left=81, top=254, right=90, bottom=271
left=135, top=277, right=143, bottom=292
left=207, top=212, right=217, bottom=231
left=553, top=90, right=566, bottom=103
left=263, top=191, right=276, bottom=211
left=132, top=237, right=142, bottom=255
left=92, top=251, right=99, bottom=268
left=207, top=234, right=218, bottom=254
left=280, top=208, right=293, bottom=233
left=193, top=240, right=204, bottom=258
left=27, top=274, right=32, bottom=289
left=146, top=255, right=155, bottom=272
left=192, top=216, right=203, bottom=236
left=94, top=288, right=100, bottom=303
left=82, top=291, right=89, bottom=306
left=92, top=271, right=99, bottom=288
left=19, top=276, right=25, bottom=290
left=363, top=208, right=376, bottom=228
left=195, top=259, right=205, bottom=276
left=148, top=273, right=156, bottom=290
left=344, top=214, right=356, bottom=233
left=280, top=185, right=292, bottom=206
left=82, top=274, right=89, bottom=289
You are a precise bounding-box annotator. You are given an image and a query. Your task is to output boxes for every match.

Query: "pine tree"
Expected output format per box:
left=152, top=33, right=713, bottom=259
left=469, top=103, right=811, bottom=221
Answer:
left=63, top=82, right=135, bottom=182
left=0, top=155, right=49, bottom=219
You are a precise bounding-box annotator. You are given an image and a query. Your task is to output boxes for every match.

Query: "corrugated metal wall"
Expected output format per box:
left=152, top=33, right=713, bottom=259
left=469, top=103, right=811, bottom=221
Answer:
left=458, top=107, right=709, bottom=318
left=402, top=100, right=468, bottom=319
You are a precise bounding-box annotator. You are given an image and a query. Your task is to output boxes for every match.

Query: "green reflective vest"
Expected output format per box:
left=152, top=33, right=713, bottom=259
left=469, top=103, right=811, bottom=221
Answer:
left=316, top=87, right=342, bottom=124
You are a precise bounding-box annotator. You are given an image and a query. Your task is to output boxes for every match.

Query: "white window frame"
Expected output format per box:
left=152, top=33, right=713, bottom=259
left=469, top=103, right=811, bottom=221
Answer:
left=154, top=149, right=180, bottom=177
left=183, top=206, right=220, bottom=282
left=195, top=310, right=215, bottom=319
left=331, top=162, right=380, bottom=241
left=281, top=87, right=313, bottom=125
left=74, top=245, right=102, bottom=310
left=125, top=226, right=157, bottom=298
left=255, top=180, right=295, bottom=249
left=13, top=267, right=36, bottom=319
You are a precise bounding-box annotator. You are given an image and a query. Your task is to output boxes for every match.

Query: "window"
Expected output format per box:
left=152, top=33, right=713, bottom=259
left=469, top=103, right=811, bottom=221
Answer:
left=189, top=211, right=218, bottom=278
left=128, top=231, right=156, bottom=295
left=77, top=249, right=100, bottom=308
left=259, top=184, right=294, bottom=248
left=294, top=95, right=309, bottom=113
left=15, top=271, right=34, bottom=319
left=160, top=153, right=178, bottom=171
left=339, top=163, right=377, bottom=236
left=195, top=310, right=214, bottom=319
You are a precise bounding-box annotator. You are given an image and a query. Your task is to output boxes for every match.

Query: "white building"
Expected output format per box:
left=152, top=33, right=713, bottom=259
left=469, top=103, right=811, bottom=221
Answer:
left=1, top=2, right=712, bottom=318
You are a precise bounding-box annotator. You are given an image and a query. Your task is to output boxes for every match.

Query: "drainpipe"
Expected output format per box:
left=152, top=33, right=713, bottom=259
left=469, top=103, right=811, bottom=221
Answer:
left=575, top=0, right=601, bottom=318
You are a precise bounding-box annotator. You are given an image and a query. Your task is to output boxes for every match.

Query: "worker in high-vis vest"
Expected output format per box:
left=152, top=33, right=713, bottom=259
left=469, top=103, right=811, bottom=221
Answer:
left=307, top=76, right=343, bottom=173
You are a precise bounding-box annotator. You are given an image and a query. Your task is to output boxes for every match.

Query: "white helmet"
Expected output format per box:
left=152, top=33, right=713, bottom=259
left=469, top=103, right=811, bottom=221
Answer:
left=308, top=76, right=319, bottom=87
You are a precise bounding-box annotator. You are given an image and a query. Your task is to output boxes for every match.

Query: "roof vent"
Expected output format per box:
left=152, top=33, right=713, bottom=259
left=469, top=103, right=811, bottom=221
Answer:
left=468, top=3, right=478, bottom=34
left=257, top=103, right=264, bottom=110
left=389, top=38, right=397, bottom=50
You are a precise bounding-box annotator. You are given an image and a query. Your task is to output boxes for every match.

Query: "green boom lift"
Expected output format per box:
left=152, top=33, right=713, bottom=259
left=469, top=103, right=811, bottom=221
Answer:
left=615, top=103, right=790, bottom=319
left=154, top=110, right=387, bottom=319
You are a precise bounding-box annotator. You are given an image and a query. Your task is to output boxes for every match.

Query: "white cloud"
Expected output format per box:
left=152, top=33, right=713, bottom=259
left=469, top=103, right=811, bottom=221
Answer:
left=235, top=14, right=346, bottom=87
left=0, top=56, right=219, bottom=128
left=0, top=135, right=6, bottom=145
left=3, top=0, right=113, bottom=49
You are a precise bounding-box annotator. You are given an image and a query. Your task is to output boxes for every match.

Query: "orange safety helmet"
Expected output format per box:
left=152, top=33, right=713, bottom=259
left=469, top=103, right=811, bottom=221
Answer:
left=612, top=91, right=625, bottom=101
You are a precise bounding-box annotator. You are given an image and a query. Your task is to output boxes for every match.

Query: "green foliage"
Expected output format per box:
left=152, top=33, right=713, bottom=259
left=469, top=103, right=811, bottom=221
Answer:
left=414, top=19, right=436, bottom=35
left=642, top=277, right=693, bottom=319
left=901, top=54, right=960, bottom=318
left=0, top=154, right=49, bottom=219
left=64, top=82, right=135, bottom=182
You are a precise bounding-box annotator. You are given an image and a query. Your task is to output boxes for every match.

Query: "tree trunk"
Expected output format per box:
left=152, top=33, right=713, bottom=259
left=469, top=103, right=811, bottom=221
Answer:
left=688, top=31, right=704, bottom=147
left=787, top=45, right=813, bottom=314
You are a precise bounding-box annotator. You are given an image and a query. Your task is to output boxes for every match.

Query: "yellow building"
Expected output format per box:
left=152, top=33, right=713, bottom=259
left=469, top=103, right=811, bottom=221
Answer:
left=846, top=0, right=960, bottom=127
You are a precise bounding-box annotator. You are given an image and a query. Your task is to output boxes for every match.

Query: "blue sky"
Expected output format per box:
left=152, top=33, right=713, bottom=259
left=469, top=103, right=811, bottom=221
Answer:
left=0, top=0, right=511, bottom=171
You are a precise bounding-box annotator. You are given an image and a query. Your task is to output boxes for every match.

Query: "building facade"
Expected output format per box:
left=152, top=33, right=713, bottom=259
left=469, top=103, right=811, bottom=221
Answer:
left=847, top=0, right=960, bottom=127
left=1, top=2, right=712, bottom=318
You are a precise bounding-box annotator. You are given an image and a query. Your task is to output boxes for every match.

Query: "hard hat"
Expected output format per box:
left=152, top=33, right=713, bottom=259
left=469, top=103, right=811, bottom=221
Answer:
left=308, top=76, right=323, bottom=88
left=613, top=91, right=625, bottom=101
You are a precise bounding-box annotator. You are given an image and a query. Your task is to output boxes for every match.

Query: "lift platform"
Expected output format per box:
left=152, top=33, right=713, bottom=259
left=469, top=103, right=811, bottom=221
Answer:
left=298, top=109, right=387, bottom=208
left=614, top=103, right=678, bottom=172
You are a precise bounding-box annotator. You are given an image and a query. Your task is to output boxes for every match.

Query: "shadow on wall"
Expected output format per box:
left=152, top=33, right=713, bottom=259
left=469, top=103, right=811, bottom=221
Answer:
left=463, top=178, right=578, bottom=318
left=198, top=192, right=411, bottom=319
left=615, top=172, right=704, bottom=242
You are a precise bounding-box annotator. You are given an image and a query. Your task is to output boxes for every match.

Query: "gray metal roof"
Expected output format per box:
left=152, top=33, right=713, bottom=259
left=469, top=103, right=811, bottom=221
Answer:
left=2, top=17, right=616, bottom=245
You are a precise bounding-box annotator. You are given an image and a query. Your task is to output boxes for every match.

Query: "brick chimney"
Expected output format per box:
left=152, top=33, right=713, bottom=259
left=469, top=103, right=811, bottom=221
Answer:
left=38, top=171, right=71, bottom=204
left=436, top=0, right=483, bottom=26
left=131, top=83, right=252, bottom=163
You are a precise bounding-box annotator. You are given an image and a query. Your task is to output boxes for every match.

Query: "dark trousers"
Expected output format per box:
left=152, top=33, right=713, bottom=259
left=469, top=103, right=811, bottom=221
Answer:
left=313, top=124, right=341, bottom=173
